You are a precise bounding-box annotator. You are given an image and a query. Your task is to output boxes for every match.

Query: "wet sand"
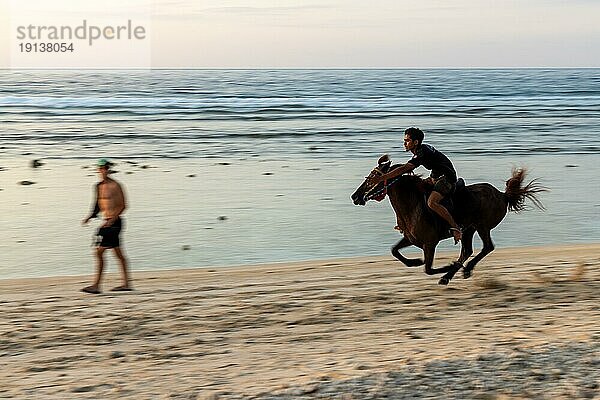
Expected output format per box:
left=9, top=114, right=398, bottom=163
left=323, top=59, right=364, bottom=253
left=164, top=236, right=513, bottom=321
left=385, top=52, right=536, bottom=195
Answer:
left=1, top=243, right=599, bottom=399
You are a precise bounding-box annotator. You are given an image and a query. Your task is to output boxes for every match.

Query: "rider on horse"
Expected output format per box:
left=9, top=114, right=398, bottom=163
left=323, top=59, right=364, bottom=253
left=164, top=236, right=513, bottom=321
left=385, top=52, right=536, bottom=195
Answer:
left=370, top=127, right=463, bottom=243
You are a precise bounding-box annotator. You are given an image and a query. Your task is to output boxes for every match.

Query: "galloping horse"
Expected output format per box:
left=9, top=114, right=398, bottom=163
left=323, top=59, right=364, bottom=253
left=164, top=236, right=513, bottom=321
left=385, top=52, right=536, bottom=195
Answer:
left=351, top=155, right=546, bottom=285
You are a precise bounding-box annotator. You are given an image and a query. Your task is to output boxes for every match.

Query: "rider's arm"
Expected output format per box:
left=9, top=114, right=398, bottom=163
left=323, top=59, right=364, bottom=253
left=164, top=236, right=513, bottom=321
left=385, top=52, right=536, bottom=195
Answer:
left=378, top=162, right=416, bottom=182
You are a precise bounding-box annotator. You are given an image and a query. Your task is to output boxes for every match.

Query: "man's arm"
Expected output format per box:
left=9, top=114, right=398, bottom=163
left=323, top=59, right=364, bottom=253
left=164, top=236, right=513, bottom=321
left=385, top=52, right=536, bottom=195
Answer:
left=82, top=184, right=100, bottom=225
left=373, top=162, right=416, bottom=183
left=114, top=182, right=127, bottom=217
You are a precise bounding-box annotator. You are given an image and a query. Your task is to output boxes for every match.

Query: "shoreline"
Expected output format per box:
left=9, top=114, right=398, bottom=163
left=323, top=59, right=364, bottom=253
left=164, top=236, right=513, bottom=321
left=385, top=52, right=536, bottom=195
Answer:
left=2, top=242, right=599, bottom=285
left=2, top=242, right=600, bottom=398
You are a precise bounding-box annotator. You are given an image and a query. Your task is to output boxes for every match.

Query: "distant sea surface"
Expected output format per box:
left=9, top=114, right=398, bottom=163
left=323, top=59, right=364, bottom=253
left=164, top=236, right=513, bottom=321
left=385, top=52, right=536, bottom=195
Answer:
left=1, top=69, right=599, bottom=279
left=2, top=69, right=600, bottom=159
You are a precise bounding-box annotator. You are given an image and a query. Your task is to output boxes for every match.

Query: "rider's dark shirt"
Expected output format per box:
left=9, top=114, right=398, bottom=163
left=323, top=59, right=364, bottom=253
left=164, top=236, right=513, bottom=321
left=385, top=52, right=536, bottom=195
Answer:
left=407, top=144, right=457, bottom=183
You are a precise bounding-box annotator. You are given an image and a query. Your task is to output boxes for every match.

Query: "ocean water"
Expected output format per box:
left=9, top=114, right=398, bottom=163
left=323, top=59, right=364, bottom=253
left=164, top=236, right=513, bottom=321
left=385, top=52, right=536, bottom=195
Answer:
left=1, top=69, right=599, bottom=279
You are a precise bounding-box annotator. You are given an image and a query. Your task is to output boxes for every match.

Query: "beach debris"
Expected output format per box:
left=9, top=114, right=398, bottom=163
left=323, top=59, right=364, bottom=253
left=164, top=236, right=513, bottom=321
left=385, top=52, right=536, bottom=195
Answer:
left=187, top=174, right=196, bottom=177
left=125, top=161, right=138, bottom=165
left=125, top=171, right=134, bottom=174
left=140, top=165, right=150, bottom=169
left=262, top=172, right=273, bottom=175
left=71, top=384, right=113, bottom=393
left=18, top=180, right=36, bottom=186
left=569, top=263, right=587, bottom=281
left=31, top=159, right=44, bottom=168
left=181, top=245, right=191, bottom=250
left=0, top=166, right=6, bottom=171
left=201, top=392, right=225, bottom=400
left=217, top=216, right=228, bottom=221
left=109, top=351, right=126, bottom=359
left=27, top=366, right=51, bottom=373
left=565, top=164, right=579, bottom=168
left=531, top=271, right=555, bottom=284
left=308, top=146, right=318, bottom=151
left=288, top=383, right=320, bottom=395
left=475, top=277, right=508, bottom=289
left=217, top=162, right=231, bottom=166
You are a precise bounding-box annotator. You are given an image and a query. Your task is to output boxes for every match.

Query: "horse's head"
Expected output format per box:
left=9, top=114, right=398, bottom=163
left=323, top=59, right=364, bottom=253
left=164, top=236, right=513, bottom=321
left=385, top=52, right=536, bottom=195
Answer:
left=351, top=154, right=392, bottom=206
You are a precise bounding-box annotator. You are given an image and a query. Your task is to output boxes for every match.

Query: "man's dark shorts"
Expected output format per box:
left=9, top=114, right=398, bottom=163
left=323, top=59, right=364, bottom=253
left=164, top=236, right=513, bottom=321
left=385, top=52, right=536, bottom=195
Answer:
left=96, top=217, right=123, bottom=248
left=433, top=175, right=455, bottom=197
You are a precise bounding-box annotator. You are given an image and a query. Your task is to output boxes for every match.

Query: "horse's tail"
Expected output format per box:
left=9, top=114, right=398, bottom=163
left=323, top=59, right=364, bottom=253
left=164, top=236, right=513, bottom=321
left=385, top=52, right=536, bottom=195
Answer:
left=504, top=167, right=546, bottom=212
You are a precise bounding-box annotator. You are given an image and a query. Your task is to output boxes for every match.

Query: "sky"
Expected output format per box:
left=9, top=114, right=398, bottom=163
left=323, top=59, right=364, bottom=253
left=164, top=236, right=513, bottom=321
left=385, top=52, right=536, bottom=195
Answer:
left=1, top=0, right=599, bottom=68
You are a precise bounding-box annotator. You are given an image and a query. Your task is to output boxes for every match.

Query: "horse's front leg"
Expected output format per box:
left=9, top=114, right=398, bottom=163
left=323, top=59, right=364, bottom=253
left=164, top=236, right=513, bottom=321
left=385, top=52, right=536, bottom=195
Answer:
left=439, top=227, right=476, bottom=285
left=391, top=236, right=424, bottom=267
left=423, top=243, right=441, bottom=275
left=422, top=243, right=462, bottom=285
left=438, top=261, right=464, bottom=286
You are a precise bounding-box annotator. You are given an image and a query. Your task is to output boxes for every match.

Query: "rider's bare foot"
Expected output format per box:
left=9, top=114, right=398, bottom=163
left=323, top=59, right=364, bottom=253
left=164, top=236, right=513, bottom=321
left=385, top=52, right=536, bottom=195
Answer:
left=450, top=227, right=462, bottom=244
left=394, top=225, right=402, bottom=231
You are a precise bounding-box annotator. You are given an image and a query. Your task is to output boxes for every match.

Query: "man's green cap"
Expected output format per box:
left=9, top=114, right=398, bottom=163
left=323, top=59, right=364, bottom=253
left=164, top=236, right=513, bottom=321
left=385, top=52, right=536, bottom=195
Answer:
left=97, top=158, right=112, bottom=167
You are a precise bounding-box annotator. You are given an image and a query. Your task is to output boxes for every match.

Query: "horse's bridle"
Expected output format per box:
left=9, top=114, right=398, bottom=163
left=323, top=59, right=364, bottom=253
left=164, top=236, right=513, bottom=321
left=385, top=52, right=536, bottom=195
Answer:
left=365, top=167, right=389, bottom=202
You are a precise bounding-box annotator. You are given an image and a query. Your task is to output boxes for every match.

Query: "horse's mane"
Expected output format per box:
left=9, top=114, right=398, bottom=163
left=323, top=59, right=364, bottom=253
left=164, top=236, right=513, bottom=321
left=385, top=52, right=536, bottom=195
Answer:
left=387, top=164, right=427, bottom=204
left=389, top=164, right=424, bottom=184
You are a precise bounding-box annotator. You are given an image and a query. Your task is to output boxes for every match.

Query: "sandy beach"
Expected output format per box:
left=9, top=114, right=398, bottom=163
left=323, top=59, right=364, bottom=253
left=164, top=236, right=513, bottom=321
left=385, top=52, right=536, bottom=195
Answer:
left=1, top=243, right=599, bottom=399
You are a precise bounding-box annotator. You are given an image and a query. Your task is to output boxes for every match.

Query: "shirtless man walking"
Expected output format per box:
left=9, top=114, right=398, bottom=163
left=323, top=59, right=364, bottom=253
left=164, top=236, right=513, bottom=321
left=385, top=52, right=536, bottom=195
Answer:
left=81, top=159, right=131, bottom=294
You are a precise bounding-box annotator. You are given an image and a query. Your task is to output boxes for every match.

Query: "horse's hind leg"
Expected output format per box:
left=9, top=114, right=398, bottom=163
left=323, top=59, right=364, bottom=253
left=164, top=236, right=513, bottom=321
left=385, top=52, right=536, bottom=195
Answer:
left=457, top=227, right=475, bottom=264
left=391, top=236, right=424, bottom=267
left=463, top=228, right=495, bottom=279
left=439, top=227, right=476, bottom=285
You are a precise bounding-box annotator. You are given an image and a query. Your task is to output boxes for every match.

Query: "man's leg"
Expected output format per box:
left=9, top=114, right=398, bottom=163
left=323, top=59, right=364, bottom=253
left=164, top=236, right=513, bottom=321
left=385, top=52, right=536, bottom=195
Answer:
left=427, top=191, right=462, bottom=242
left=113, top=247, right=131, bottom=289
left=82, top=246, right=106, bottom=293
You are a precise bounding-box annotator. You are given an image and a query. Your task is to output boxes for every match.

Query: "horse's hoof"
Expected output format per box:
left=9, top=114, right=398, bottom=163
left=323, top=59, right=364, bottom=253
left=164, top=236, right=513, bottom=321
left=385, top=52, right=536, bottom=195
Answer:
left=438, top=277, right=450, bottom=285
left=463, top=269, right=472, bottom=279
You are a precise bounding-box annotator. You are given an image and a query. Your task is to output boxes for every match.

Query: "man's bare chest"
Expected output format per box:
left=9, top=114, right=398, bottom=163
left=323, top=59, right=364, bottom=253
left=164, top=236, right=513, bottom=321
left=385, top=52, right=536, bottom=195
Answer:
left=98, top=182, right=118, bottom=200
